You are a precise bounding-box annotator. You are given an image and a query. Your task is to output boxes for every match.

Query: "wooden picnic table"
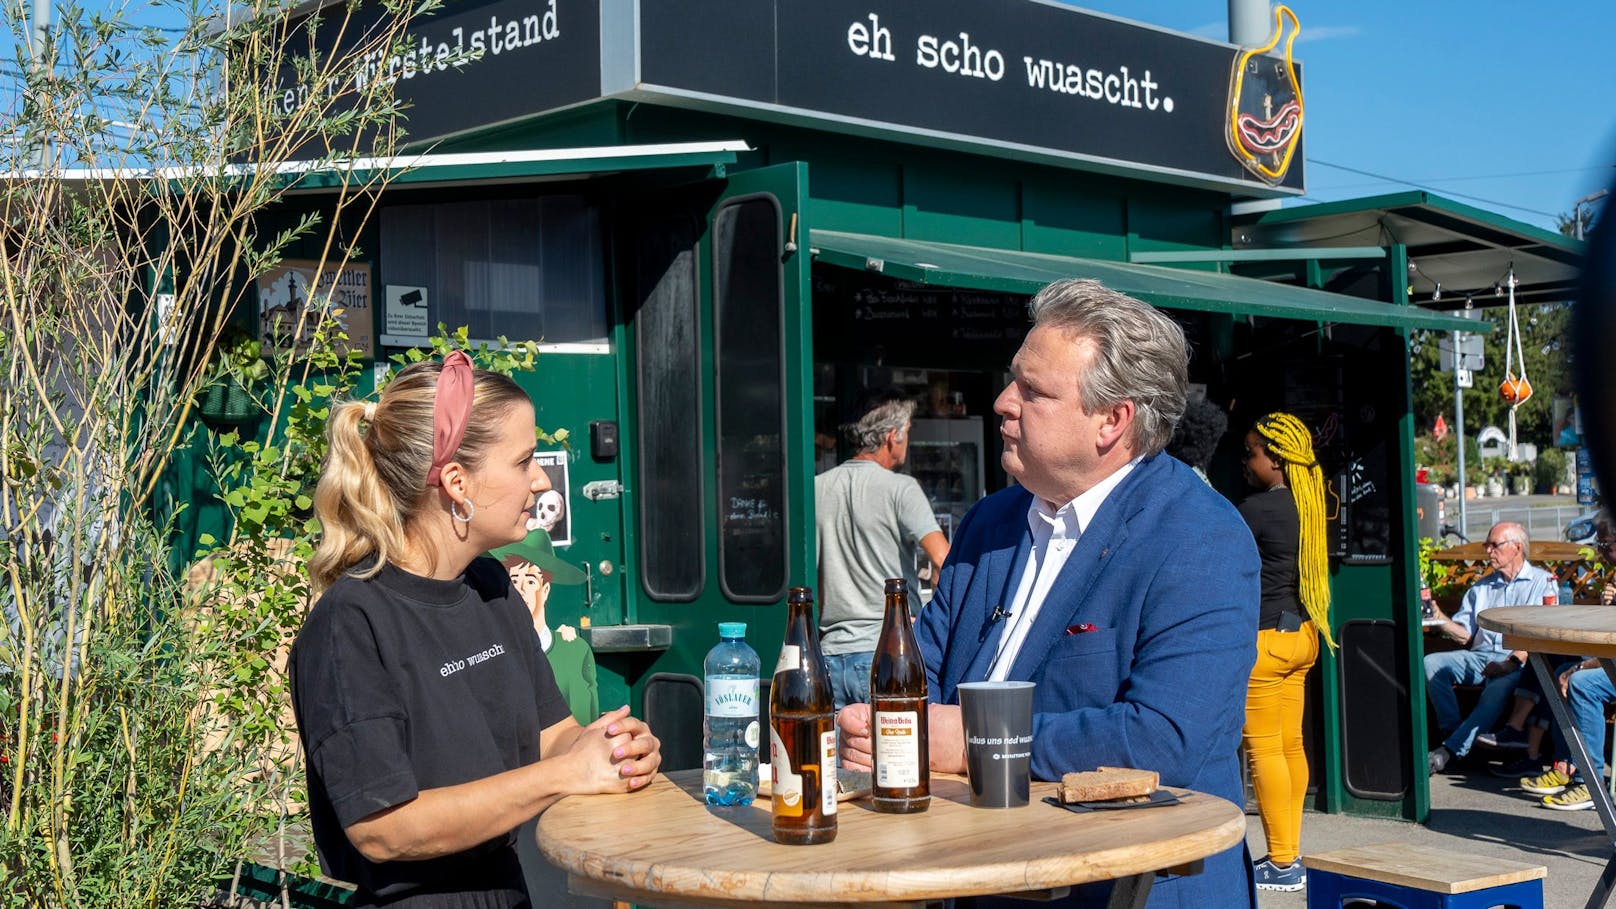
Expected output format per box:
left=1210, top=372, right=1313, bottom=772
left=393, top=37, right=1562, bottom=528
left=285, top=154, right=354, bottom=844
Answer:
left=537, top=769, right=1244, bottom=909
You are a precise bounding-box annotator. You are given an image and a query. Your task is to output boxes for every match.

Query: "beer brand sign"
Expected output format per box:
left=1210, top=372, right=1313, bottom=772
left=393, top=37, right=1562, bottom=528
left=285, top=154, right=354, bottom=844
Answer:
left=1225, top=5, right=1304, bottom=185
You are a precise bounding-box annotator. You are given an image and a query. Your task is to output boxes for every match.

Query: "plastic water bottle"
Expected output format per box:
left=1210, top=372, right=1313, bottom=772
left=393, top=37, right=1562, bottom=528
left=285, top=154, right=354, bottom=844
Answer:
left=1560, top=580, right=1576, bottom=606
left=704, top=622, right=760, bottom=806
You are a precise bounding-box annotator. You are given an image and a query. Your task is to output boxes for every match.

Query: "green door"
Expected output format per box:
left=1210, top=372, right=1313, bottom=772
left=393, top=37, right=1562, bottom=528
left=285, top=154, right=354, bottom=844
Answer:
left=614, top=162, right=814, bottom=764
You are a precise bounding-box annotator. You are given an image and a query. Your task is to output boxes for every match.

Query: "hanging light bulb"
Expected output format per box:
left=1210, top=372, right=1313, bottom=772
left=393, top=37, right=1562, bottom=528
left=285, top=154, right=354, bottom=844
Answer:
left=1432, top=282, right=1442, bottom=302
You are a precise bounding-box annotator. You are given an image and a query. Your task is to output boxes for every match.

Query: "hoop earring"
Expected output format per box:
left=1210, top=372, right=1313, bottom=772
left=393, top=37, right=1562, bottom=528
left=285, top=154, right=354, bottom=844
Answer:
left=450, top=500, right=475, bottom=524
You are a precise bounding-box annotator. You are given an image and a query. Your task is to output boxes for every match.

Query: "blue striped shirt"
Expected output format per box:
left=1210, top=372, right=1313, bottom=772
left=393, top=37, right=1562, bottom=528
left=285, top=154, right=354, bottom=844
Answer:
left=1452, top=562, right=1557, bottom=654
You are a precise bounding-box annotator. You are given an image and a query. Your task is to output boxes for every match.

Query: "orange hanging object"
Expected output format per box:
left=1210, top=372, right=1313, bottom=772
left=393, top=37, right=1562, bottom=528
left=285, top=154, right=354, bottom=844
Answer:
left=1499, top=373, right=1534, bottom=406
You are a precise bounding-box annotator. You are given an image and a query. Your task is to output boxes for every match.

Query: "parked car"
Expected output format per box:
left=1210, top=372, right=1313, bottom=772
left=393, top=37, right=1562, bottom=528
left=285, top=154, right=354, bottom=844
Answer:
left=1565, top=510, right=1602, bottom=545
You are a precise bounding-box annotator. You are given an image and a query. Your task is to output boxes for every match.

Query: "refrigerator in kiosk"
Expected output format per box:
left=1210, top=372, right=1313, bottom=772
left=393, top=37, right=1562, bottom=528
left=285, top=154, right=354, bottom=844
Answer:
left=903, top=417, right=986, bottom=601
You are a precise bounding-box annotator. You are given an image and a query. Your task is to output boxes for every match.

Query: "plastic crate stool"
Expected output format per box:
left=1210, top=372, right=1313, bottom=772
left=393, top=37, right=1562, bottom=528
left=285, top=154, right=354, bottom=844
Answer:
left=1303, top=842, right=1544, bottom=908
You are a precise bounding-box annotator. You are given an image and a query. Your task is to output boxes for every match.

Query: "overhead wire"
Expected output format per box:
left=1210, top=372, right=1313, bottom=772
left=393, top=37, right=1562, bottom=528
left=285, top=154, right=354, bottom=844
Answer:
left=1312, top=158, right=1561, bottom=219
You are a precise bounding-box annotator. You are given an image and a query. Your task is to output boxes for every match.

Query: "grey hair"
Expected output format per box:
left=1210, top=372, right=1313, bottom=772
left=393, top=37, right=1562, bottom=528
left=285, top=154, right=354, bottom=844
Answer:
left=1027, top=279, right=1188, bottom=454
left=844, top=399, right=916, bottom=453
left=1494, top=522, right=1529, bottom=547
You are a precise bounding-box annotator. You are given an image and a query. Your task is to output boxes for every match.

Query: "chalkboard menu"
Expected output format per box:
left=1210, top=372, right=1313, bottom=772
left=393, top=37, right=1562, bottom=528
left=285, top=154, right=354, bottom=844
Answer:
left=1282, top=355, right=1395, bottom=564
left=812, top=267, right=1029, bottom=369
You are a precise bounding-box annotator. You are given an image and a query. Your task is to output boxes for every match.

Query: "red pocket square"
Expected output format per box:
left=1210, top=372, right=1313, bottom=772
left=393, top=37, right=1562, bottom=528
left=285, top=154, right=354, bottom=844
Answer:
left=1066, top=623, right=1098, bottom=635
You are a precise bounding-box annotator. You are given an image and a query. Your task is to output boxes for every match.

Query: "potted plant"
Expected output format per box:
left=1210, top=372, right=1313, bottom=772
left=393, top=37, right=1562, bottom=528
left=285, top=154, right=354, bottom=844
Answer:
left=196, top=328, right=269, bottom=427
left=1508, top=460, right=1534, bottom=496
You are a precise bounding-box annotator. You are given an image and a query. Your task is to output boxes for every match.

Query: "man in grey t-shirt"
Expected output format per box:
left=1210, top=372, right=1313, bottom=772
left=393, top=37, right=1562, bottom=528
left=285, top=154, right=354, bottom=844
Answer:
left=816, top=398, right=950, bottom=710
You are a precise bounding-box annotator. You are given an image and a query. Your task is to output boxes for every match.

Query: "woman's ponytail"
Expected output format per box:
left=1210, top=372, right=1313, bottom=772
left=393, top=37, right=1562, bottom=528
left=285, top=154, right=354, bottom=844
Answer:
left=309, top=399, right=407, bottom=592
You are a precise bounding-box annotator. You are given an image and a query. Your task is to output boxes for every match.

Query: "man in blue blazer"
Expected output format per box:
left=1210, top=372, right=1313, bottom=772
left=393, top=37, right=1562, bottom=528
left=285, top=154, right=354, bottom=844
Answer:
left=840, top=279, right=1260, bottom=908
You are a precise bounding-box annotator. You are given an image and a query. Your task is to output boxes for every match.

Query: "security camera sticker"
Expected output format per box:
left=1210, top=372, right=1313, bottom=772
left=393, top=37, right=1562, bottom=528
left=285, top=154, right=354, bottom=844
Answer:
left=531, top=451, right=571, bottom=547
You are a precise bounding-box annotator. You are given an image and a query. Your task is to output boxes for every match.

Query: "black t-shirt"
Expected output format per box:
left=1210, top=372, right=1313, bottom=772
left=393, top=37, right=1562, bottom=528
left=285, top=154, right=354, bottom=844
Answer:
left=288, top=557, right=570, bottom=904
left=1238, top=487, right=1304, bottom=631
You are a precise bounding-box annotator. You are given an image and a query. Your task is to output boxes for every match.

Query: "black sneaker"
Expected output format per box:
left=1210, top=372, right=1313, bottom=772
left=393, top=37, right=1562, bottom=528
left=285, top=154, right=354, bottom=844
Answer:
left=1491, top=755, right=1546, bottom=778
left=1477, top=726, right=1531, bottom=750
left=1427, top=746, right=1452, bottom=775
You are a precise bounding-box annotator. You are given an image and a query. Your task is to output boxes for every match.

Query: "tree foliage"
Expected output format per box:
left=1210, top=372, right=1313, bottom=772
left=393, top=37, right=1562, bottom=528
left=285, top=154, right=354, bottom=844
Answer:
left=0, top=1, right=462, bottom=904
left=1409, top=301, right=1574, bottom=452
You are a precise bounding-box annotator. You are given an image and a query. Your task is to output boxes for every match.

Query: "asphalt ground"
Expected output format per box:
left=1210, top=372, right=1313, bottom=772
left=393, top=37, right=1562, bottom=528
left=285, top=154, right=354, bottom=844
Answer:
left=1252, top=754, right=1609, bottom=908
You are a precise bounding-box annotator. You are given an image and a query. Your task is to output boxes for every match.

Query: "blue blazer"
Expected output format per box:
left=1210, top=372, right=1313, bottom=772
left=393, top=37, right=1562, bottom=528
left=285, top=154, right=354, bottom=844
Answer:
left=916, top=453, right=1260, bottom=909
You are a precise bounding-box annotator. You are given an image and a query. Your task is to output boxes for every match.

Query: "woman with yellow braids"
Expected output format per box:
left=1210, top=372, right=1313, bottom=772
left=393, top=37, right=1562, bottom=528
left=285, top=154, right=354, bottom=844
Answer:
left=1239, top=411, right=1333, bottom=893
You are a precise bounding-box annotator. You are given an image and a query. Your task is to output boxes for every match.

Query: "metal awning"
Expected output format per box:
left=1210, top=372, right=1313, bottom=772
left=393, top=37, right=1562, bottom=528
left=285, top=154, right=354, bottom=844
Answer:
left=4, top=141, right=750, bottom=192
left=809, top=230, right=1486, bottom=333
left=1232, top=192, right=1582, bottom=309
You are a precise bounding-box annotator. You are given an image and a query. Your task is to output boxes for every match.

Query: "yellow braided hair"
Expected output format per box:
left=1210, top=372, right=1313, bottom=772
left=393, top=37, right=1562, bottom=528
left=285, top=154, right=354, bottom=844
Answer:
left=1255, top=412, right=1335, bottom=651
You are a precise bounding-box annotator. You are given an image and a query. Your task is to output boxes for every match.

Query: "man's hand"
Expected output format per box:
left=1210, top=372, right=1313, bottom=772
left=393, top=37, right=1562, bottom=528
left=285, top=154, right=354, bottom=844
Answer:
left=1481, top=659, right=1518, bottom=679
left=837, top=704, right=873, bottom=772
left=925, top=704, right=966, bottom=775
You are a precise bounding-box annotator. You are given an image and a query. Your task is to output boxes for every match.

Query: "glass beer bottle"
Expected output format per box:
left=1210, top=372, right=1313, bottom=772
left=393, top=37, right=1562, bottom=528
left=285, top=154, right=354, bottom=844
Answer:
left=870, top=578, right=930, bottom=813
left=769, top=586, right=838, bottom=845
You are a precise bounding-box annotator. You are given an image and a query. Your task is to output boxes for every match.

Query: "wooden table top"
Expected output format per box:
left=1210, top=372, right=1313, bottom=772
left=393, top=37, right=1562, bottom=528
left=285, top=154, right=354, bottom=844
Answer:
left=1479, top=605, right=1616, bottom=659
left=537, top=769, right=1244, bottom=908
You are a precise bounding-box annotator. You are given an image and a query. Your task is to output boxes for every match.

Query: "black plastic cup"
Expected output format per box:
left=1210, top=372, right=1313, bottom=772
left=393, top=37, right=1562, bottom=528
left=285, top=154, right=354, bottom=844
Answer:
left=957, top=681, right=1035, bottom=808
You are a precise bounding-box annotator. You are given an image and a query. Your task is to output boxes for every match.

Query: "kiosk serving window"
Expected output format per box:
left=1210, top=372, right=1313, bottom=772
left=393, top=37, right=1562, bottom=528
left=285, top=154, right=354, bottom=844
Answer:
left=379, top=195, right=606, bottom=346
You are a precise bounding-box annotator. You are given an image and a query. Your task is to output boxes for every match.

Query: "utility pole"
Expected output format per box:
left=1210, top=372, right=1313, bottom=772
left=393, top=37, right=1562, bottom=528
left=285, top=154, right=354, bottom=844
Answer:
left=1228, top=0, right=1268, bottom=45
left=1454, top=327, right=1468, bottom=537
left=29, top=0, right=51, bottom=168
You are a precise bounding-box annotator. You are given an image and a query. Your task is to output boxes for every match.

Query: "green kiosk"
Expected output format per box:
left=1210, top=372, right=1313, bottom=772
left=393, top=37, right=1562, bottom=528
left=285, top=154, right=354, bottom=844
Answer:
left=182, top=11, right=1582, bottom=900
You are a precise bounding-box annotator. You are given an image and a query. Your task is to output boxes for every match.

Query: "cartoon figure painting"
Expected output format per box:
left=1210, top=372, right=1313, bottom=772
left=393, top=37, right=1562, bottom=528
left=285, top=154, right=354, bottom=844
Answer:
left=491, top=528, right=597, bottom=725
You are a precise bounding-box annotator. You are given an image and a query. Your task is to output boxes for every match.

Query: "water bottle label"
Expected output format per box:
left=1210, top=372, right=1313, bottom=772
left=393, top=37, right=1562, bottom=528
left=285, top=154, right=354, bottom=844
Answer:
left=770, top=725, right=803, bottom=815
left=820, top=730, right=838, bottom=816
left=705, top=677, right=759, bottom=717
left=774, top=644, right=800, bottom=676
left=745, top=720, right=760, bottom=749
left=873, top=710, right=922, bottom=787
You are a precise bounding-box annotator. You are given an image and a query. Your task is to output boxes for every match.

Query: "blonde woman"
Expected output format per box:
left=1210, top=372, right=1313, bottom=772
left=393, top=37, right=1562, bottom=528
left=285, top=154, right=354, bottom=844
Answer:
left=1239, top=412, right=1332, bottom=892
left=288, top=352, right=660, bottom=908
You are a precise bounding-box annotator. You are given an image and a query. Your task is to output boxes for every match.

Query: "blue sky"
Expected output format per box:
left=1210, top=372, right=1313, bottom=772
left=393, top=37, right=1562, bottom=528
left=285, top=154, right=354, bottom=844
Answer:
left=1072, top=0, right=1616, bottom=232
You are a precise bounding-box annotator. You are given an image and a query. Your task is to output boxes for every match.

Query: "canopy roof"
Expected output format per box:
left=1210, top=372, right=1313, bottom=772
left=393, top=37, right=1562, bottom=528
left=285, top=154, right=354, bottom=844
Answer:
left=1233, top=192, right=1582, bottom=309
left=810, top=230, right=1486, bottom=332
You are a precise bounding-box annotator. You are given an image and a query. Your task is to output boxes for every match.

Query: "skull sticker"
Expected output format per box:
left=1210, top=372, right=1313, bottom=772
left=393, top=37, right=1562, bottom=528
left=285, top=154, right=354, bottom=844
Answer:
left=535, top=490, right=565, bottom=533
left=530, top=450, right=572, bottom=546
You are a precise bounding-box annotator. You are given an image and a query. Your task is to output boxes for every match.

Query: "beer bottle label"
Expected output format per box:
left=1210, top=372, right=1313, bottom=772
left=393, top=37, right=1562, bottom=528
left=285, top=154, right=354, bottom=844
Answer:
left=773, top=644, right=800, bottom=677
left=770, top=724, right=803, bottom=816
left=820, top=729, right=838, bottom=816
left=873, top=710, right=921, bottom=787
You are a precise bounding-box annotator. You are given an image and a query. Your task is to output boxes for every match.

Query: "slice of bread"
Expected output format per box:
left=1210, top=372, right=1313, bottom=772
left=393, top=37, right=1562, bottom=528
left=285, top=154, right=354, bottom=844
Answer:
left=1059, top=767, right=1159, bottom=803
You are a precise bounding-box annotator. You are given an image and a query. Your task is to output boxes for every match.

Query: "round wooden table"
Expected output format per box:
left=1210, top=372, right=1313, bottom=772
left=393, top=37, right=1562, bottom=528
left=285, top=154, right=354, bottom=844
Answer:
left=538, top=769, right=1244, bottom=909
left=1479, top=605, right=1616, bottom=909
left=1480, top=605, right=1616, bottom=658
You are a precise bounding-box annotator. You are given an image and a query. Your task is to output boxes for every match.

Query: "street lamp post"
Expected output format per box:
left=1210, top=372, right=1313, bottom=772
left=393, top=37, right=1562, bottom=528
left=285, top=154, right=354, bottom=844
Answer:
left=1575, top=190, right=1609, bottom=241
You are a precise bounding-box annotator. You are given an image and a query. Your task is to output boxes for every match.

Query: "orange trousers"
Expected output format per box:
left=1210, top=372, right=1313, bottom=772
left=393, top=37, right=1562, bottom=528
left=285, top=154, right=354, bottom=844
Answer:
left=1242, top=622, right=1319, bottom=866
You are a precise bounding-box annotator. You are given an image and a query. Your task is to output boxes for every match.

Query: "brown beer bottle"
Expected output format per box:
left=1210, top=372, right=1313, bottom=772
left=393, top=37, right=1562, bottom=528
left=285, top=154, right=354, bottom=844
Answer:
left=870, top=578, right=930, bottom=813
left=769, top=586, right=838, bottom=845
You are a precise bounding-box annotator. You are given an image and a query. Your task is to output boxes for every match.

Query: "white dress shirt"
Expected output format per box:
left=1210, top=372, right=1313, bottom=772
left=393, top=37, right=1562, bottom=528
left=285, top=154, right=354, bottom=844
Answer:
left=987, top=457, right=1142, bottom=680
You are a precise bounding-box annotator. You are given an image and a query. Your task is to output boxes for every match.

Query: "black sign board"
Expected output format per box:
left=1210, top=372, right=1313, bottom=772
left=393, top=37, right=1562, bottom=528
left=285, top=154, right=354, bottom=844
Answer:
left=640, top=0, right=1303, bottom=194
left=274, top=0, right=600, bottom=148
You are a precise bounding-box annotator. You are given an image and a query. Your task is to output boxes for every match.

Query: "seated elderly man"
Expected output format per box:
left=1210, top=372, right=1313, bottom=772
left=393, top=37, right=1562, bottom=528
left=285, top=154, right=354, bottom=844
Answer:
left=1425, top=521, right=1557, bottom=774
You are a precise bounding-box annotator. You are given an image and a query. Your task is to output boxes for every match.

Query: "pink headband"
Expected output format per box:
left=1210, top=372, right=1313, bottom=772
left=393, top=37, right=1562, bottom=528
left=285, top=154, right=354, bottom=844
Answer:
left=426, top=350, right=475, bottom=487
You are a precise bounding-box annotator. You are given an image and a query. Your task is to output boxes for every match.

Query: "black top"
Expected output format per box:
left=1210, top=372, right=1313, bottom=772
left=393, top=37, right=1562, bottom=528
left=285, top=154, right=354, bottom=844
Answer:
left=288, top=557, right=571, bottom=904
left=1238, top=487, right=1304, bottom=631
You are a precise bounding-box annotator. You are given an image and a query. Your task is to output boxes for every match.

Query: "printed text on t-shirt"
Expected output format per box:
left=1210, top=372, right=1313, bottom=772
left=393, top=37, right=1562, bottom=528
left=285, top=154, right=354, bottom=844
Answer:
left=440, top=642, right=508, bottom=677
